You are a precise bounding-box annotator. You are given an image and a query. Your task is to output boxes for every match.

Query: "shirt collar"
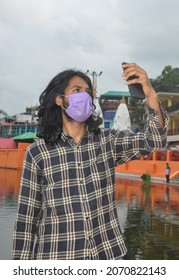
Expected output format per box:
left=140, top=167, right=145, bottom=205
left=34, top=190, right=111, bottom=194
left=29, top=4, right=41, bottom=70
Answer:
left=60, top=128, right=93, bottom=144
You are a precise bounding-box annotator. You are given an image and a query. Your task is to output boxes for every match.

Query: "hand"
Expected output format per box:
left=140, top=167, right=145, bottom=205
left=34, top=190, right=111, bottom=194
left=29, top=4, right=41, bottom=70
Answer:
left=122, top=63, right=157, bottom=99
left=122, top=62, right=164, bottom=127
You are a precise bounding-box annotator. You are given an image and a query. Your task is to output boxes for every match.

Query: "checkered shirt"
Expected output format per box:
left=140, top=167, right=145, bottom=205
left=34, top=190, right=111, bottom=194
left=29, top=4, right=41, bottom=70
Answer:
left=12, top=105, right=169, bottom=259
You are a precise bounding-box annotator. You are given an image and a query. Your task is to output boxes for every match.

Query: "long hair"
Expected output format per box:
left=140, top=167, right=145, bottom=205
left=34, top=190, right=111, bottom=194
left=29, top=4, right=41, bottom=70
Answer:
left=37, top=69, right=103, bottom=144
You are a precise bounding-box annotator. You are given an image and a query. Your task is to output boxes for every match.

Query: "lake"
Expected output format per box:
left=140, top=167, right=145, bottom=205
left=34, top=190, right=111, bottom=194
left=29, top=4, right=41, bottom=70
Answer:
left=0, top=169, right=179, bottom=260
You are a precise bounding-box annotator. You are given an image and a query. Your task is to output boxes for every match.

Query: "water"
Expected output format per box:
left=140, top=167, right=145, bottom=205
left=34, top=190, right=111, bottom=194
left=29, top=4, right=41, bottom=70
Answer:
left=0, top=169, right=20, bottom=260
left=0, top=169, right=179, bottom=260
left=116, top=178, right=179, bottom=260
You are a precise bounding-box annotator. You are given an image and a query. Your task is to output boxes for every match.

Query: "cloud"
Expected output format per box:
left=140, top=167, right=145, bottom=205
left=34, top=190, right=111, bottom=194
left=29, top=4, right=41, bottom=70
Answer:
left=0, top=0, right=179, bottom=115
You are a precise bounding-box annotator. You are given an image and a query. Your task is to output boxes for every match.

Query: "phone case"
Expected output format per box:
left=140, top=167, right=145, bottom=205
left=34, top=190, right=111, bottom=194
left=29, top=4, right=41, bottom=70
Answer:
left=128, top=82, right=145, bottom=99
left=122, top=62, right=145, bottom=99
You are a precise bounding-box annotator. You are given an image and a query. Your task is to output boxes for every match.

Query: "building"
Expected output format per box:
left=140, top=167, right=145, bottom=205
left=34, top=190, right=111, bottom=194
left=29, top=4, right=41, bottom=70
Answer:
left=158, top=92, right=179, bottom=148
left=99, top=90, right=145, bottom=131
left=0, top=106, right=38, bottom=138
left=99, top=91, right=130, bottom=128
left=0, top=109, right=15, bottom=124
left=99, top=90, right=179, bottom=149
left=0, top=91, right=179, bottom=149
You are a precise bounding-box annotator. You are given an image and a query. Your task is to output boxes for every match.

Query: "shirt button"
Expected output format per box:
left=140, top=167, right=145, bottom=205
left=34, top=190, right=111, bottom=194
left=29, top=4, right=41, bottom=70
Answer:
left=80, top=180, right=83, bottom=183
left=78, top=162, right=81, bottom=166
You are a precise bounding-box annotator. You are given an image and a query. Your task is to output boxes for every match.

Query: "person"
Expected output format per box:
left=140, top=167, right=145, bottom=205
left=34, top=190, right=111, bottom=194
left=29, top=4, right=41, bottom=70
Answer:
left=12, top=63, right=169, bottom=260
left=165, top=162, right=171, bottom=183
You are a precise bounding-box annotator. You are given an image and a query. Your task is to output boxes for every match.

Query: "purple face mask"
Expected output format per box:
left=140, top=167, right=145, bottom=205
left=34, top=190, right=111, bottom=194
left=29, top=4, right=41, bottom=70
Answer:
left=62, top=92, right=93, bottom=122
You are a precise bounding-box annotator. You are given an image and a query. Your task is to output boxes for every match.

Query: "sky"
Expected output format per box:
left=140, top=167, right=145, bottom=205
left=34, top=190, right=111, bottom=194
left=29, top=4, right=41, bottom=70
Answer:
left=0, top=0, right=179, bottom=116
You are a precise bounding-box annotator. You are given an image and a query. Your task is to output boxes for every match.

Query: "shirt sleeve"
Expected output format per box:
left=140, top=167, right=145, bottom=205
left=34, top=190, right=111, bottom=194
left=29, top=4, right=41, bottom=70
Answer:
left=112, top=101, right=170, bottom=165
left=12, top=148, right=42, bottom=259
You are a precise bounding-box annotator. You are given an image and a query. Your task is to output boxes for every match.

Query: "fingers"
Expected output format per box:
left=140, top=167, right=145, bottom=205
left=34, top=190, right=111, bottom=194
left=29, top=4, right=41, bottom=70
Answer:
left=122, top=63, right=157, bottom=98
left=122, top=63, right=148, bottom=85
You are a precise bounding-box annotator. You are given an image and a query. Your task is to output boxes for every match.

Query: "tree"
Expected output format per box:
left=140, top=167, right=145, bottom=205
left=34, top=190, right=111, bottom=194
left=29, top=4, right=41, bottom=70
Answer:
left=150, top=65, right=179, bottom=92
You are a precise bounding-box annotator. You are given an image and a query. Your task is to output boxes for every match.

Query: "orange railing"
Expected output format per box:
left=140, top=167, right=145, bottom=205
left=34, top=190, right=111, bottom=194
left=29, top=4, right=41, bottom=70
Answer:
left=0, top=143, right=29, bottom=169
left=116, top=150, right=179, bottom=180
left=0, top=144, right=179, bottom=181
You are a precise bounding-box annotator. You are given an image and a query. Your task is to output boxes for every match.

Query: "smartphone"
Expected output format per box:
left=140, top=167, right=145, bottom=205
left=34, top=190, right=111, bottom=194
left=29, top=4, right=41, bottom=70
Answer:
left=122, top=62, right=145, bottom=99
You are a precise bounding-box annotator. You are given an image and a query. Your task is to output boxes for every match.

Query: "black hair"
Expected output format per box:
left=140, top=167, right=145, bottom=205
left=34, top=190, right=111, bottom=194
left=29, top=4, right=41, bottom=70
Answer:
left=37, top=69, right=103, bottom=144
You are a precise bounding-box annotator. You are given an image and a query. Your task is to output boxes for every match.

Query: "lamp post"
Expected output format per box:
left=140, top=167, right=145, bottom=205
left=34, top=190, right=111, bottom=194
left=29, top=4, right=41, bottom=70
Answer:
left=86, top=70, right=103, bottom=98
left=86, top=70, right=104, bottom=127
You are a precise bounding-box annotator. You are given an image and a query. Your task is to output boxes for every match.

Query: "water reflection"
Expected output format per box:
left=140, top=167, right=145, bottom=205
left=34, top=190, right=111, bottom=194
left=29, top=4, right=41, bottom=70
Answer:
left=0, top=170, right=179, bottom=260
left=115, top=178, right=179, bottom=260
left=0, top=169, right=22, bottom=260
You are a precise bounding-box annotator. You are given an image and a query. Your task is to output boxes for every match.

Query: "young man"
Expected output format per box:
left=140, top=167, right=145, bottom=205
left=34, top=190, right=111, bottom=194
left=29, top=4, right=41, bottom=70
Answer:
left=12, top=63, right=169, bottom=260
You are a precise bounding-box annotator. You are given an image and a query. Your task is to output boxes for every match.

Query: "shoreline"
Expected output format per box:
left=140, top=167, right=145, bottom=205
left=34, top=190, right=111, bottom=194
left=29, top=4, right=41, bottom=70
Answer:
left=115, top=172, right=179, bottom=186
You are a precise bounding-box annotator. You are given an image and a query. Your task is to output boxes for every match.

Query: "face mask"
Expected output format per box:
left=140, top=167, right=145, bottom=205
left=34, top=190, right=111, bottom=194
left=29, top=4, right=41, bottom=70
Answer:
left=61, top=92, right=93, bottom=122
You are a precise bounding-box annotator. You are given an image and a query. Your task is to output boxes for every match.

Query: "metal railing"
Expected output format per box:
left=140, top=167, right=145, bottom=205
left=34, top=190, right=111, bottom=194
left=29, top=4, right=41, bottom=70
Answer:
left=167, top=102, right=179, bottom=113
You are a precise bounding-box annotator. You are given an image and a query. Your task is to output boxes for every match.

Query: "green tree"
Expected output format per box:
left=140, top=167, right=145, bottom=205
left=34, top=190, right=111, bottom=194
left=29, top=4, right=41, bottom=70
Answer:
left=150, top=65, right=179, bottom=92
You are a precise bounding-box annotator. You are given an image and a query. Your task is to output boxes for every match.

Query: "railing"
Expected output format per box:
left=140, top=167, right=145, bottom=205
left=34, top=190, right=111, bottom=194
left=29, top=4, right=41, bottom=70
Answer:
left=1, top=145, right=179, bottom=182
left=145, top=150, right=179, bottom=161
left=170, top=170, right=179, bottom=180
left=167, top=102, right=179, bottom=113
left=116, top=150, right=179, bottom=180
left=0, top=143, right=29, bottom=169
left=168, top=128, right=179, bottom=136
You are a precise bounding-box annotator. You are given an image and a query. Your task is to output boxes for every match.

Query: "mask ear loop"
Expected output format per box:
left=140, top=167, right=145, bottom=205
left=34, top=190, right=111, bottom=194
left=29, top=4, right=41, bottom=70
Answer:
left=58, top=94, right=68, bottom=110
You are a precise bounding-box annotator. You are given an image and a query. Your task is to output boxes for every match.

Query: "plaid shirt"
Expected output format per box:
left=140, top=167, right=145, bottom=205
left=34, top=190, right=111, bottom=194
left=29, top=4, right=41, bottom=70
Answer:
left=12, top=105, right=169, bottom=260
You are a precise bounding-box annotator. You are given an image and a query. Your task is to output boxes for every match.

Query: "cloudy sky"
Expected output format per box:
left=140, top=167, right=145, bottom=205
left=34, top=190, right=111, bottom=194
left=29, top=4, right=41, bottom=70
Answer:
left=0, top=0, right=179, bottom=116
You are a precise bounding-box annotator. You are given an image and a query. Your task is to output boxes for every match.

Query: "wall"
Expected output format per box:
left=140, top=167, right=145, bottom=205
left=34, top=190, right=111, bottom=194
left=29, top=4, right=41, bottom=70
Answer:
left=0, top=143, right=30, bottom=169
